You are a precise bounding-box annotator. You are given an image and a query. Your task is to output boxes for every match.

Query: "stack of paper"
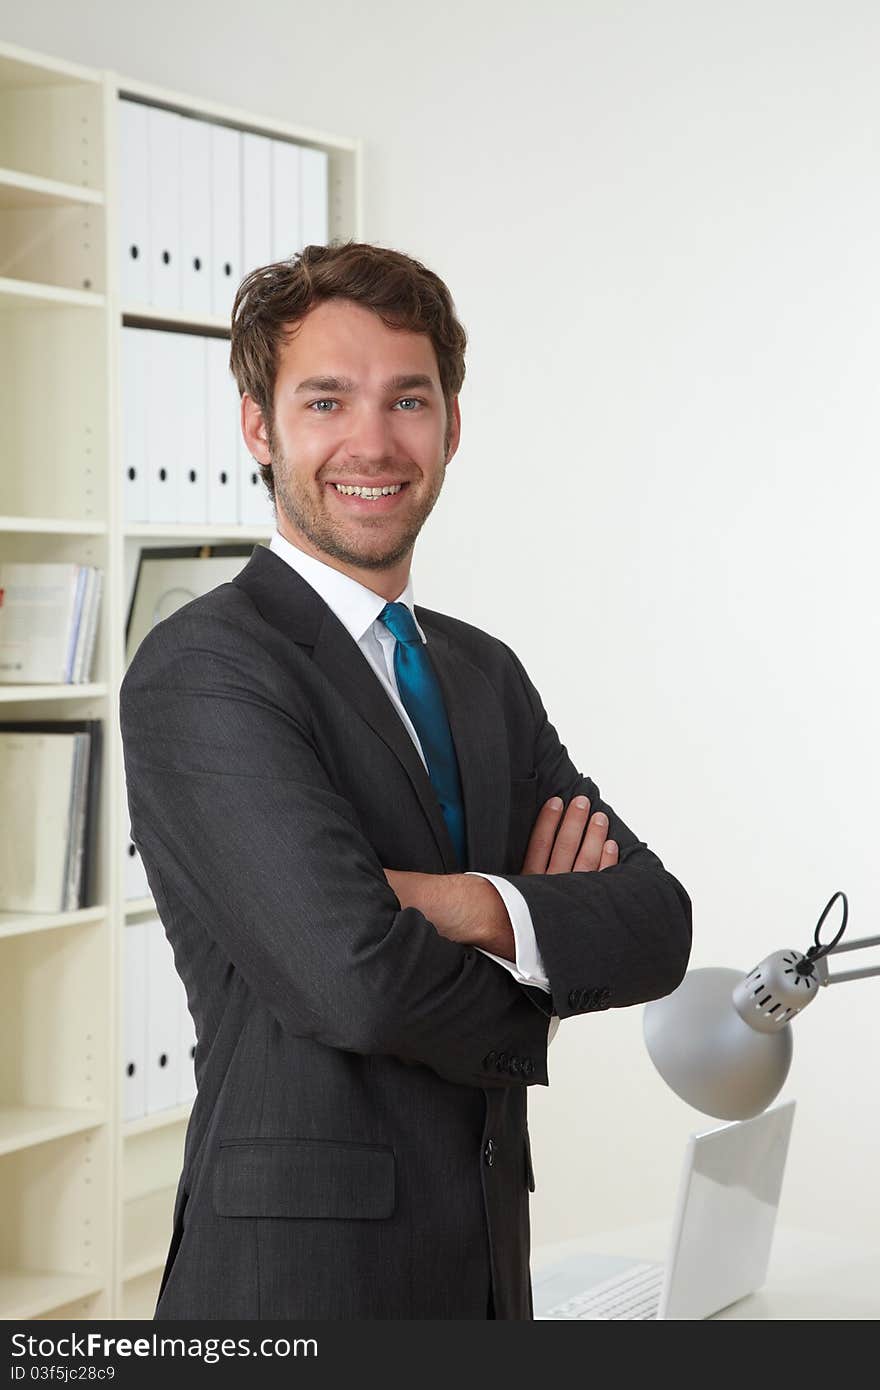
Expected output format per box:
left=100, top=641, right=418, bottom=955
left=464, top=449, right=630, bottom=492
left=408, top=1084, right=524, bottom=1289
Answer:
left=0, top=720, right=103, bottom=912
left=0, top=563, right=104, bottom=684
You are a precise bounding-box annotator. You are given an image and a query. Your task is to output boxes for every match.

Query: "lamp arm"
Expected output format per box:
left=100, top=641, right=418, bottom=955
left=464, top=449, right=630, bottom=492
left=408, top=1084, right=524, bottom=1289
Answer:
left=814, top=934, right=880, bottom=986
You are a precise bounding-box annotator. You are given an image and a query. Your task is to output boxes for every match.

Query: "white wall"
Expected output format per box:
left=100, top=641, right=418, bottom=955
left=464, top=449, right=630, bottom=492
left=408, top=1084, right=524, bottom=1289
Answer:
left=7, top=0, right=878, bottom=1248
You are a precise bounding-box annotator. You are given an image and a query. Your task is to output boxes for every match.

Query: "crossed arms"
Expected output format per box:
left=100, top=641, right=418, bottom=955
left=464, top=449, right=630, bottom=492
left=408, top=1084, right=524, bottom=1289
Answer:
left=120, top=613, right=692, bottom=1092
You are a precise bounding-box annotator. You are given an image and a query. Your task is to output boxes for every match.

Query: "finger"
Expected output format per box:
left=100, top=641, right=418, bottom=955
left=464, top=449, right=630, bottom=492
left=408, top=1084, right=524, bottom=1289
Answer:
left=546, top=795, right=591, bottom=873
left=598, top=839, right=618, bottom=871
left=521, top=797, right=566, bottom=874
left=571, top=811, right=611, bottom=872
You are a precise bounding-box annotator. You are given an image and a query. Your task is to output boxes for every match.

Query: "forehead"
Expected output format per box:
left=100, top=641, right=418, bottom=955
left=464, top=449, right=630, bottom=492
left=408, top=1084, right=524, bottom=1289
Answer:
left=277, top=299, right=440, bottom=379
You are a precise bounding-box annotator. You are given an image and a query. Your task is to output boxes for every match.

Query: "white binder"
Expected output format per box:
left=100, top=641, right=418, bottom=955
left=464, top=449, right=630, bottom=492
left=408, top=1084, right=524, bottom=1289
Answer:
left=300, top=145, right=329, bottom=247
left=270, top=137, right=301, bottom=260
left=241, top=131, right=273, bottom=276
left=121, top=327, right=148, bottom=523
left=145, top=330, right=180, bottom=524
left=147, top=107, right=182, bottom=311
left=210, top=123, right=241, bottom=322
left=145, top=915, right=181, bottom=1113
left=123, top=921, right=148, bottom=1122
left=179, top=114, right=213, bottom=318
left=175, top=332, right=209, bottom=526
left=206, top=336, right=240, bottom=525
left=177, top=984, right=197, bottom=1106
left=118, top=100, right=151, bottom=305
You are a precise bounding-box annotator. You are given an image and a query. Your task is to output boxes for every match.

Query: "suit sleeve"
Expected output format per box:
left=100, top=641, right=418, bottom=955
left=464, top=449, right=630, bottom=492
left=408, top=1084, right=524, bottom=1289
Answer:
left=120, top=612, right=551, bottom=1090
left=492, top=641, right=693, bottom=1021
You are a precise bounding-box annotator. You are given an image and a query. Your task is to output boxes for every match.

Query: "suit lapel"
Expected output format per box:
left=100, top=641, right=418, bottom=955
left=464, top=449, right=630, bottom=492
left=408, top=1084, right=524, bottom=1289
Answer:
left=233, top=544, right=510, bottom=874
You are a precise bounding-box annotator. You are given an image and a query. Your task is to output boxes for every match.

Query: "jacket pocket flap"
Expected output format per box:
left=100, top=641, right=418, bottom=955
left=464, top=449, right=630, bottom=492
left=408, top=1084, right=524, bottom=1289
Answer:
left=214, top=1138, right=396, bottom=1220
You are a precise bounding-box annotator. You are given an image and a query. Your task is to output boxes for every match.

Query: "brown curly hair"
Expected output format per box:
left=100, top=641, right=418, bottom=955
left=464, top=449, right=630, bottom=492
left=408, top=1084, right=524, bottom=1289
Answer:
left=229, top=241, right=468, bottom=503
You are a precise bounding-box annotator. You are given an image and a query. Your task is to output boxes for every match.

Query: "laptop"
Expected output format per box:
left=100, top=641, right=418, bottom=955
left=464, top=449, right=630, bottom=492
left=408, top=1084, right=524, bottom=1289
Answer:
left=532, top=1098, right=796, bottom=1320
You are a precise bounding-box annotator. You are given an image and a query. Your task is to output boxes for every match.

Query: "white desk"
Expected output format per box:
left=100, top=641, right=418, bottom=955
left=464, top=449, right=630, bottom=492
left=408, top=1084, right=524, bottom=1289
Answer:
left=531, top=1224, right=880, bottom=1319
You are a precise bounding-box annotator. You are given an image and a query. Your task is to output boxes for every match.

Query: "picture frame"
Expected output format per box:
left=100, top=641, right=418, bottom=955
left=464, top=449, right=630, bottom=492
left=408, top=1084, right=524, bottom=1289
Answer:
left=125, top=543, right=258, bottom=666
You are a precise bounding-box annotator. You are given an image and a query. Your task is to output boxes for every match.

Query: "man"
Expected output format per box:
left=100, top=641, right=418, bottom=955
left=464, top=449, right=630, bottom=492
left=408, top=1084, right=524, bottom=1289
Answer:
left=120, top=241, right=692, bottom=1320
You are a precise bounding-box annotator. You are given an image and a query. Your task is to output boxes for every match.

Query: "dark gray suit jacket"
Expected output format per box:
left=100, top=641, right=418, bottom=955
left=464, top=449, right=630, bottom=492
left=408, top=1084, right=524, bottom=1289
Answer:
left=119, top=542, right=692, bottom=1319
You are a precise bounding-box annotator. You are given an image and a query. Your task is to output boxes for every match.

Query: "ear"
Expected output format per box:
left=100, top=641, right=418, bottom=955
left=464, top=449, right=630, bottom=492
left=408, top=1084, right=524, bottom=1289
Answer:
left=241, top=393, right=272, bottom=465
left=445, top=396, right=462, bottom=463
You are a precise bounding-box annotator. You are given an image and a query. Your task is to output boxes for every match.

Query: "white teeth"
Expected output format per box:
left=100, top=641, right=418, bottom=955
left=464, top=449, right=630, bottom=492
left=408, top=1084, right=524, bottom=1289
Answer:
left=333, top=483, right=404, bottom=497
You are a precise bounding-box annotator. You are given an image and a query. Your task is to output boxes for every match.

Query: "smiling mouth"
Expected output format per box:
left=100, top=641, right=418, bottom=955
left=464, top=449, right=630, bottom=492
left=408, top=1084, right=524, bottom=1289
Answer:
left=325, top=481, right=411, bottom=509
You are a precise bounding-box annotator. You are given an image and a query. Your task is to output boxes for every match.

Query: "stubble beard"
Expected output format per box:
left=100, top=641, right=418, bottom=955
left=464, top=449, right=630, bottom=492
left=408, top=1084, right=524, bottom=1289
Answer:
left=268, top=426, right=450, bottom=573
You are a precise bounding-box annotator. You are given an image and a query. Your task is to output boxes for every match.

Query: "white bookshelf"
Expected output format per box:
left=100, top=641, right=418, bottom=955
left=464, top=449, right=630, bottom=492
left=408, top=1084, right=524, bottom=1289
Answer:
left=0, top=35, right=363, bottom=1320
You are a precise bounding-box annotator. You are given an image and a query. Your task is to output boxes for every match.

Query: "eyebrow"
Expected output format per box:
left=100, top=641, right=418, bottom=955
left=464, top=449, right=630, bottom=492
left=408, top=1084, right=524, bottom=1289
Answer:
left=294, top=374, right=437, bottom=395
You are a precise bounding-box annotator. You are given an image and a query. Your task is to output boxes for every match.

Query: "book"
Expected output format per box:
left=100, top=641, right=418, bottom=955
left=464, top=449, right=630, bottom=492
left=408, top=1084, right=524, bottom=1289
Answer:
left=0, top=720, right=102, bottom=911
left=0, top=563, right=104, bottom=684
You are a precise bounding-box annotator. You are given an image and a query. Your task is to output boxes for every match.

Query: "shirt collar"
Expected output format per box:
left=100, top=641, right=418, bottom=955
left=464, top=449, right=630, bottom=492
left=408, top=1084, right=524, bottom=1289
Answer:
left=268, top=529, right=427, bottom=645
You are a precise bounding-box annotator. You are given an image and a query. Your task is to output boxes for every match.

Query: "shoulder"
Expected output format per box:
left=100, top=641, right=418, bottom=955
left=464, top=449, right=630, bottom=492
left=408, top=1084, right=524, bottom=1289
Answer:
left=122, top=580, right=282, bottom=694
left=414, top=603, right=533, bottom=699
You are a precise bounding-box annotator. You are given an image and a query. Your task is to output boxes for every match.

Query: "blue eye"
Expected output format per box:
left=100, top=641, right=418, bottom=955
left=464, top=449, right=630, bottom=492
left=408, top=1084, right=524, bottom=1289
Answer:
left=395, top=398, right=422, bottom=411
left=309, top=399, right=337, bottom=412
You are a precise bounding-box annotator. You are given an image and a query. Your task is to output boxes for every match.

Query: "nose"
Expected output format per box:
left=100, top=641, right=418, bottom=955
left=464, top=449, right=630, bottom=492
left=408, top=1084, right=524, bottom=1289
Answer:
left=342, top=402, right=397, bottom=463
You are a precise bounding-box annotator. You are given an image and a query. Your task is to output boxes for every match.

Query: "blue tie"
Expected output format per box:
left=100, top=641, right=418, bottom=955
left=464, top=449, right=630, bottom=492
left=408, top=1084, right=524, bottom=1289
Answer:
left=378, top=601, right=467, bottom=869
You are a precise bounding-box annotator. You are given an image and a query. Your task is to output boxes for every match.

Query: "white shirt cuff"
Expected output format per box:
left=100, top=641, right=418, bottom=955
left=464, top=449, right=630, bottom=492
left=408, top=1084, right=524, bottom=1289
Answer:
left=465, top=871, right=551, bottom=991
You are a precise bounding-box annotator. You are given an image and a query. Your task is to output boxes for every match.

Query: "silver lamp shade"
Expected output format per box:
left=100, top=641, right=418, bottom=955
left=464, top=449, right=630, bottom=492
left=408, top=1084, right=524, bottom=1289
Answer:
left=643, top=967, right=793, bottom=1121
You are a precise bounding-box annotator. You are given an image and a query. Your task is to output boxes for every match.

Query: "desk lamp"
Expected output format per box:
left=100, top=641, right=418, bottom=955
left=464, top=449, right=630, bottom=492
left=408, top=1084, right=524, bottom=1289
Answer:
left=643, top=891, right=878, bottom=1120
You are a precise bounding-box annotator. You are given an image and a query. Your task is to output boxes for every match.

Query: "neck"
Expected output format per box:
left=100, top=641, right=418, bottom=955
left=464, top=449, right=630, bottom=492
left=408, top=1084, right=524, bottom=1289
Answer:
left=276, top=519, right=413, bottom=602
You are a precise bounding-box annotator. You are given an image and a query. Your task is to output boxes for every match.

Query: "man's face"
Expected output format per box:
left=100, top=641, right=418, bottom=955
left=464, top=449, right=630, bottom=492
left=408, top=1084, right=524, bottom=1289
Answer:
left=243, top=298, right=461, bottom=576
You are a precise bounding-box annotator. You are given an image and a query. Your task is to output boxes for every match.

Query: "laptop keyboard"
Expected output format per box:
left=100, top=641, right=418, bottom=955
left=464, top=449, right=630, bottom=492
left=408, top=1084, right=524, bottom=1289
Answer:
left=539, top=1262, right=664, bottom=1320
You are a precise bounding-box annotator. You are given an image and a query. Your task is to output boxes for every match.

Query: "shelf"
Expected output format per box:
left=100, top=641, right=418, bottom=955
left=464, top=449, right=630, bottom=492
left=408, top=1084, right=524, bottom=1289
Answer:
left=0, top=277, right=105, bottom=311
left=120, top=1267, right=161, bottom=1319
left=122, top=1186, right=176, bottom=1283
left=0, top=682, right=107, bottom=702
left=0, top=33, right=361, bottom=1323
left=123, top=1104, right=191, bottom=1140
left=122, top=304, right=231, bottom=334
left=117, top=76, right=359, bottom=152
left=0, top=167, right=104, bottom=211
left=124, top=896, right=156, bottom=917
left=125, top=523, right=272, bottom=541
left=0, top=515, right=108, bottom=535
left=0, top=1270, right=105, bottom=1321
left=0, top=906, right=105, bottom=941
left=0, top=41, right=101, bottom=89
left=0, top=1105, right=105, bottom=1157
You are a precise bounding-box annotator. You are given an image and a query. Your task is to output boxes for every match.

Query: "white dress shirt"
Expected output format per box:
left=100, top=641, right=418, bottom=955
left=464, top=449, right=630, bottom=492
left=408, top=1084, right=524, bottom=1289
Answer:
left=266, top=531, right=561, bottom=1038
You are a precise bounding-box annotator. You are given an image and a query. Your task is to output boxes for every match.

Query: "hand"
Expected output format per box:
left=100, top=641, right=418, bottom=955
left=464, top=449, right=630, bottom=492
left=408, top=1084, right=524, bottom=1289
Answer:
left=521, top=795, right=618, bottom=875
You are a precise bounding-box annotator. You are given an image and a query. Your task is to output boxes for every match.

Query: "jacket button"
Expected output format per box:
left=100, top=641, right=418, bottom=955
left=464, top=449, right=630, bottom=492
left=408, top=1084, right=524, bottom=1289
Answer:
left=484, top=1139, right=495, bottom=1167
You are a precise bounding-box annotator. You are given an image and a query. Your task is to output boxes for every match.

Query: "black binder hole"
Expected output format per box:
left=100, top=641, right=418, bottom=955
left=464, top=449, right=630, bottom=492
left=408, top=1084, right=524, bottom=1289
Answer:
left=162, top=250, right=171, bottom=264
left=188, top=469, right=197, bottom=483
left=127, top=843, right=136, bottom=858
left=127, top=467, right=136, bottom=481
left=190, top=1046, right=196, bottom=1059
left=159, top=1054, right=168, bottom=1068
left=220, top=471, right=228, bottom=485
left=251, top=472, right=258, bottom=485
left=193, top=256, right=201, bottom=271
left=130, top=245, right=139, bottom=260
left=224, top=261, right=232, bottom=276
left=126, top=1063, right=135, bottom=1077
left=159, top=467, right=167, bottom=481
